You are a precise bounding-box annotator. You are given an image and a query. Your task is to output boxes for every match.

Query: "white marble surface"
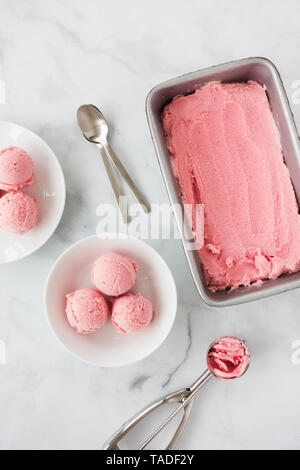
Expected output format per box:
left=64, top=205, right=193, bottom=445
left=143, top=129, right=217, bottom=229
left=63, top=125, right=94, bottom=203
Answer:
left=0, top=0, right=300, bottom=450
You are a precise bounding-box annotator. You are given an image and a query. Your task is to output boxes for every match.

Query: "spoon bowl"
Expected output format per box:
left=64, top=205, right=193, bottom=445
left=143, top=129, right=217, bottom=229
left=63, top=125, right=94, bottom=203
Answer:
left=77, top=105, right=108, bottom=143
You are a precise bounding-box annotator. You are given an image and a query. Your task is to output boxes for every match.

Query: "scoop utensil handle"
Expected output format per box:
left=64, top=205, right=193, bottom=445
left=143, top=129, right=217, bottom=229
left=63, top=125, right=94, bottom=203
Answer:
left=103, top=369, right=213, bottom=450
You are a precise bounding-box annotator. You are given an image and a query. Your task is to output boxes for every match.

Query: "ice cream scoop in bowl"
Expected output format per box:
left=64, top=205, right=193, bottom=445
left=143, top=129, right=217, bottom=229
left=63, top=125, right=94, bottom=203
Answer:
left=104, top=336, right=250, bottom=450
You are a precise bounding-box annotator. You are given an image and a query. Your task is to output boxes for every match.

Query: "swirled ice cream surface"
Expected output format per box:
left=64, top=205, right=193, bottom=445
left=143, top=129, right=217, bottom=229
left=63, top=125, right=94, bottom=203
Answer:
left=163, top=81, right=300, bottom=291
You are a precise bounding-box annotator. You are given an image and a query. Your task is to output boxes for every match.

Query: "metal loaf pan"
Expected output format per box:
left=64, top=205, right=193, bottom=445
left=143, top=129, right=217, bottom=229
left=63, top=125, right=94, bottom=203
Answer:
left=146, top=57, right=300, bottom=307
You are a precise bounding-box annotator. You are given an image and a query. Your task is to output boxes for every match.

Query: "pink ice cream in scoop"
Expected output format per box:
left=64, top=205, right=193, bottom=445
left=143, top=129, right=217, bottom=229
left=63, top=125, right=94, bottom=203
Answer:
left=65, top=288, right=108, bottom=335
left=0, top=190, right=39, bottom=234
left=207, top=336, right=250, bottom=380
left=112, top=293, right=154, bottom=333
left=0, top=147, right=34, bottom=191
left=92, top=252, right=138, bottom=297
left=163, top=81, right=300, bottom=291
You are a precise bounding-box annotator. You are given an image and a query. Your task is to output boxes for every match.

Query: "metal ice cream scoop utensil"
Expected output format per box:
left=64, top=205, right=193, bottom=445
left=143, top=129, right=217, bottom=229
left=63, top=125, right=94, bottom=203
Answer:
left=77, top=105, right=151, bottom=224
left=103, top=336, right=250, bottom=450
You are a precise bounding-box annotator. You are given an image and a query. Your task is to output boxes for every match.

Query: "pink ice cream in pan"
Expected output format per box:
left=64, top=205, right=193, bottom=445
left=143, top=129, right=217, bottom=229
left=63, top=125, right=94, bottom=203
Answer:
left=163, top=81, right=300, bottom=291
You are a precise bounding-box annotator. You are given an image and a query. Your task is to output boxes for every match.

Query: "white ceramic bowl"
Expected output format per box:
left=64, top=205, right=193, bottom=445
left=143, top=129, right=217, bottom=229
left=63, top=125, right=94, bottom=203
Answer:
left=0, top=121, right=66, bottom=263
left=45, top=234, right=177, bottom=367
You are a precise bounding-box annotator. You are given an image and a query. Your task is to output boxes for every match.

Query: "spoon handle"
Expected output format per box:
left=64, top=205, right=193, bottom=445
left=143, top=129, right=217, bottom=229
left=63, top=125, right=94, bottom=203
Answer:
left=97, top=144, right=129, bottom=224
left=104, top=142, right=151, bottom=213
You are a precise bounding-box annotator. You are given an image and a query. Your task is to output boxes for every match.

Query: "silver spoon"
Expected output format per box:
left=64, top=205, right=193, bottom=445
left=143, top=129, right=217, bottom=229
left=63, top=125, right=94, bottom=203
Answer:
left=77, top=105, right=151, bottom=221
left=77, top=105, right=129, bottom=223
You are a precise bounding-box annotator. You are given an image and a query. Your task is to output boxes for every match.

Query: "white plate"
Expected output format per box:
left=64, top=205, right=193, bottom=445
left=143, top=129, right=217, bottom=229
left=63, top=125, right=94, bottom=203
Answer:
left=0, top=121, right=66, bottom=263
left=45, top=234, right=177, bottom=367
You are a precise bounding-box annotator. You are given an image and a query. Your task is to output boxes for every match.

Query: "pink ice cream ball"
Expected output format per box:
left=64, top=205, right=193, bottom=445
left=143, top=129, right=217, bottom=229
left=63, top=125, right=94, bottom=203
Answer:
left=112, top=293, right=154, bottom=334
left=65, top=288, right=109, bottom=335
left=207, top=336, right=250, bottom=380
left=0, top=190, right=39, bottom=234
left=0, top=146, right=34, bottom=191
left=92, top=252, right=138, bottom=297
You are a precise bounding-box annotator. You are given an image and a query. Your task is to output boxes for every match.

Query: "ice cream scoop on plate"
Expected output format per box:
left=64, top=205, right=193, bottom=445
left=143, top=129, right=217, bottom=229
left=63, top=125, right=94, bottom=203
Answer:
left=65, top=288, right=108, bottom=335
left=0, top=190, right=39, bottom=234
left=92, top=252, right=138, bottom=297
left=112, top=293, right=154, bottom=333
left=0, top=146, right=34, bottom=191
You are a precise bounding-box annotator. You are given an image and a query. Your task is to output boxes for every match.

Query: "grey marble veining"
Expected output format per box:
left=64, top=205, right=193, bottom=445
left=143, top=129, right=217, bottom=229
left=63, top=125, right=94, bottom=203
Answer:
left=0, top=0, right=299, bottom=450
